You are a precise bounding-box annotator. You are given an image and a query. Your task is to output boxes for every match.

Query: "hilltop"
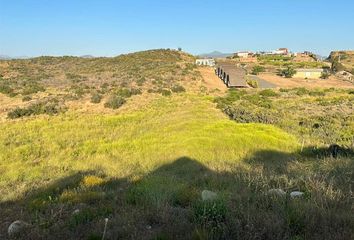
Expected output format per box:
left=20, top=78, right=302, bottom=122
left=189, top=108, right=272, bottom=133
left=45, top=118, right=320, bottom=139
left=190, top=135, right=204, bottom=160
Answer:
left=329, top=50, right=354, bottom=73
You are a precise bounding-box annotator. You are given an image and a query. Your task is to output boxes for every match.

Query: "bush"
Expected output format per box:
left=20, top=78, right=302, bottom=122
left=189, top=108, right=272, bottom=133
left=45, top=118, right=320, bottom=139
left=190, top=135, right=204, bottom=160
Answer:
left=224, top=106, right=278, bottom=124
left=7, top=99, right=64, bottom=119
left=90, top=93, right=102, bottom=104
left=104, top=95, right=126, bottom=109
left=171, top=85, right=186, bottom=93
left=281, top=67, right=297, bottom=78
left=259, top=89, right=279, bottom=97
left=22, top=96, right=32, bottom=102
left=320, top=72, right=330, bottom=79
left=246, top=79, right=259, bottom=88
left=161, top=89, right=172, bottom=96
left=251, top=65, right=265, bottom=75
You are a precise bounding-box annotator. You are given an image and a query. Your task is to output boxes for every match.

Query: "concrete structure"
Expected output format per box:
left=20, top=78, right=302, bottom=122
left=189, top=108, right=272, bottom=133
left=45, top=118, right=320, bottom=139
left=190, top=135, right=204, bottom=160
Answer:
left=196, top=59, right=215, bottom=66
left=216, top=63, right=248, bottom=88
left=273, top=48, right=289, bottom=55
left=293, top=69, right=325, bottom=79
left=235, top=51, right=253, bottom=58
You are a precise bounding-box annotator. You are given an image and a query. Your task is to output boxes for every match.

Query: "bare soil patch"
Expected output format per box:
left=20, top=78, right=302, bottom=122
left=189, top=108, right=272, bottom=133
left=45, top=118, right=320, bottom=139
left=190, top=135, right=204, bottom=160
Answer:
left=259, top=73, right=354, bottom=89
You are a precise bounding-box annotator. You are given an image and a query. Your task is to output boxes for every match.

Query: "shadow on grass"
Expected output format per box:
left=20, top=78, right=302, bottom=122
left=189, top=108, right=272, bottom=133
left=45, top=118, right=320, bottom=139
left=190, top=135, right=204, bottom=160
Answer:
left=0, top=153, right=353, bottom=240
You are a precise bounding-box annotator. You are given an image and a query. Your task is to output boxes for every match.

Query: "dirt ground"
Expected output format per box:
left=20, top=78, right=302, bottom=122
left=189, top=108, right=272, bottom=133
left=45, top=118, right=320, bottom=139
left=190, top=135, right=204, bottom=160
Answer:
left=198, top=66, right=228, bottom=92
left=259, top=73, right=354, bottom=89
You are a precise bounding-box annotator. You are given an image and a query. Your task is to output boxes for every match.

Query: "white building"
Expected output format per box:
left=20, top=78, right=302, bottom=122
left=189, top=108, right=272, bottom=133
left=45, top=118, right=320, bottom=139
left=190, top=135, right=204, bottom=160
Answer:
left=235, top=51, right=253, bottom=58
left=196, top=59, right=216, bottom=66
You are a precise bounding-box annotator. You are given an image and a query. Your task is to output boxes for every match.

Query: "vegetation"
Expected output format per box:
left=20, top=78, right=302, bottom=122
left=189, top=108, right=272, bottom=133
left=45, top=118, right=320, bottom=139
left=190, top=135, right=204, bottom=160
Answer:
left=0, top=51, right=353, bottom=239
left=104, top=95, right=126, bottom=109
left=7, top=99, right=65, bottom=119
left=280, top=66, right=297, bottom=78
left=251, top=65, right=265, bottom=75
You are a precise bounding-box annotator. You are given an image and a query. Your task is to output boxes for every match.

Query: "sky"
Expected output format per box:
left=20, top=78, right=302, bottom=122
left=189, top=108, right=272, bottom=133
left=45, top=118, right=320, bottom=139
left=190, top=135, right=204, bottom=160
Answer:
left=0, top=0, right=353, bottom=57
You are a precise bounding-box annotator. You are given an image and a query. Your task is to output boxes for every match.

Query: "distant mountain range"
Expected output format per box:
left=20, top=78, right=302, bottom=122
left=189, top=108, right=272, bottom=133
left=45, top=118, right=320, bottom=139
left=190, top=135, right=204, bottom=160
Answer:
left=0, top=55, right=12, bottom=60
left=198, top=51, right=233, bottom=58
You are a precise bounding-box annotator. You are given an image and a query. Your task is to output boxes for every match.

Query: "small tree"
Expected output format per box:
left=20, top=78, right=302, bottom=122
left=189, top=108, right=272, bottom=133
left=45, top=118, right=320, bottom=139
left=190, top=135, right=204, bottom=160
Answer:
left=251, top=65, right=265, bottom=75
left=281, top=67, right=297, bottom=78
left=320, top=72, right=330, bottom=79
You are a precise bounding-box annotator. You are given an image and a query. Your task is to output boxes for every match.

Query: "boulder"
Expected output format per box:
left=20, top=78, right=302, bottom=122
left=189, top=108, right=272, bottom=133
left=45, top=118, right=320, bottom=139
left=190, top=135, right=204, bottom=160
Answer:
left=201, top=190, right=218, bottom=201
left=290, top=191, right=304, bottom=198
left=268, top=188, right=286, bottom=197
left=8, top=220, right=30, bottom=238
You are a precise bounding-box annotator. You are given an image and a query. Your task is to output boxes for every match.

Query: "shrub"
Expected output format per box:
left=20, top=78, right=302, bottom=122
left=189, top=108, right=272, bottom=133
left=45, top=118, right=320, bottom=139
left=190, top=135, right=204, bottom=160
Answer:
left=281, top=67, right=297, bottom=78
left=0, top=82, right=15, bottom=95
left=22, top=82, right=45, bottom=95
left=171, top=84, right=186, bottom=93
left=259, top=89, right=279, bottom=97
left=193, top=200, right=227, bottom=238
left=251, top=65, right=265, bottom=75
left=294, top=87, right=309, bottom=96
left=7, top=99, right=64, bottom=119
left=161, top=89, right=172, bottom=96
left=246, top=79, right=259, bottom=88
left=104, top=95, right=126, bottom=109
left=22, top=96, right=32, bottom=102
left=320, top=72, right=330, bottom=79
left=90, top=93, right=102, bottom=104
left=224, top=106, right=278, bottom=124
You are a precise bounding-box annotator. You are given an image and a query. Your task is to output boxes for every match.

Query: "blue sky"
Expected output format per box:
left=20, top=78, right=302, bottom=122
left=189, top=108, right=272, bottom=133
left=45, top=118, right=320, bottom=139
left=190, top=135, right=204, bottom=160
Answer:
left=0, top=0, right=353, bottom=57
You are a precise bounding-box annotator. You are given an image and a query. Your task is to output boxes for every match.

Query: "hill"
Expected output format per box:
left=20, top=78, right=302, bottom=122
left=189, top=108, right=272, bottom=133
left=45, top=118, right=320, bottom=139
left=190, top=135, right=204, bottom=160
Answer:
left=329, top=50, right=354, bottom=73
left=0, top=50, right=353, bottom=239
left=198, top=51, right=233, bottom=58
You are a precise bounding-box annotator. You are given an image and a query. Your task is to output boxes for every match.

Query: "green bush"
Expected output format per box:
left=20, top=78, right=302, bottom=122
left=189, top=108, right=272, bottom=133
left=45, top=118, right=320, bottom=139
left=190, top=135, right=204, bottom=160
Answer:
left=320, top=72, right=330, bottom=79
left=224, top=106, right=278, bottom=124
left=104, top=95, right=126, bottom=109
left=90, top=93, right=102, bottom=104
left=161, top=89, right=172, bottom=96
left=251, top=65, right=265, bottom=75
left=259, top=89, right=279, bottom=97
left=171, top=84, right=186, bottom=93
left=7, top=99, right=64, bottom=119
left=22, top=96, right=32, bottom=102
left=281, top=67, right=297, bottom=78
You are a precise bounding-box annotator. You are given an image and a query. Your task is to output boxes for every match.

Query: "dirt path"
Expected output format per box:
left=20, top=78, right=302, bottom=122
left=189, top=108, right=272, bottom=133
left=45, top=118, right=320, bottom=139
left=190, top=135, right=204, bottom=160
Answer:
left=259, top=73, right=354, bottom=89
left=198, top=67, right=228, bottom=92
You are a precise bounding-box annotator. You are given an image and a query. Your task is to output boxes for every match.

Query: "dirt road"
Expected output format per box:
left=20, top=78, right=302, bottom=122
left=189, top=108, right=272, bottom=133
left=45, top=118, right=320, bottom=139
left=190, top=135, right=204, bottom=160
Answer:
left=198, top=67, right=228, bottom=92
left=259, top=73, right=354, bottom=89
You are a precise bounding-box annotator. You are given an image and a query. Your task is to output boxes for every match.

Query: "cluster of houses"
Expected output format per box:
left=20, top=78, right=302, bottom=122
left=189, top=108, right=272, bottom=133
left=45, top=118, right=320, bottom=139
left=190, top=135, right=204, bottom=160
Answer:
left=196, top=48, right=329, bottom=80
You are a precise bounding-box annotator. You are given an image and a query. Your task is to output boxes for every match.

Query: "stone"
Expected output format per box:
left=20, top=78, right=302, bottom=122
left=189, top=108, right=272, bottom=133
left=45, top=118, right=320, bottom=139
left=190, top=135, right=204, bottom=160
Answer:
left=268, top=188, right=286, bottom=197
left=72, top=209, right=80, bottom=215
left=201, top=190, right=218, bottom=201
left=8, top=220, right=29, bottom=237
left=290, top=191, right=304, bottom=198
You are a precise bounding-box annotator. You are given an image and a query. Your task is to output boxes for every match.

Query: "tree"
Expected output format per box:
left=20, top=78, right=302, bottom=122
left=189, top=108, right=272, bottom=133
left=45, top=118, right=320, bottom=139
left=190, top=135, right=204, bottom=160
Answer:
left=281, top=66, right=297, bottom=78
left=178, top=47, right=182, bottom=51
left=251, top=65, right=265, bottom=75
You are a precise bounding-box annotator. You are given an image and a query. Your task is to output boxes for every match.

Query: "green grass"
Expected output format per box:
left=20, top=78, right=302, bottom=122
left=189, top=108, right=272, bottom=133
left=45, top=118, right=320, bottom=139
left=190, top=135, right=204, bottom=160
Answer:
left=0, top=94, right=297, bottom=201
left=0, top=93, right=353, bottom=239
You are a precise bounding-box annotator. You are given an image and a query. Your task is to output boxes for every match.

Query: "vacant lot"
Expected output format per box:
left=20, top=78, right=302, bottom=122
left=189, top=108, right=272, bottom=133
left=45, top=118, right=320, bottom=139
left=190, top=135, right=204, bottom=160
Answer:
left=258, top=73, right=354, bottom=89
left=0, top=51, right=353, bottom=239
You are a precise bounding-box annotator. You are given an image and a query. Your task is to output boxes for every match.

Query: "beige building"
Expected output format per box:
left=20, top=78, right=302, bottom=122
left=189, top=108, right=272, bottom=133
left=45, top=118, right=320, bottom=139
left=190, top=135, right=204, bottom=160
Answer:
left=294, top=69, right=324, bottom=79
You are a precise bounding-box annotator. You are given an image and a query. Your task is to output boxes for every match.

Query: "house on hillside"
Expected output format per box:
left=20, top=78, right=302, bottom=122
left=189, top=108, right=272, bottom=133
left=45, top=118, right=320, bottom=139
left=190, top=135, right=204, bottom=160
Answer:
left=273, top=48, right=289, bottom=55
left=293, top=68, right=325, bottom=79
left=235, top=51, right=253, bottom=58
left=196, top=59, right=216, bottom=66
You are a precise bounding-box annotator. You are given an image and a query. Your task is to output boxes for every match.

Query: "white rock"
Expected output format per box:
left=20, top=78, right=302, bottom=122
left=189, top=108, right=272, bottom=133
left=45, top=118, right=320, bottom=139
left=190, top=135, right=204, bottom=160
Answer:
left=268, top=188, right=286, bottom=197
left=72, top=209, right=80, bottom=215
left=8, top=220, right=29, bottom=237
left=290, top=191, right=304, bottom=198
left=201, top=190, right=218, bottom=201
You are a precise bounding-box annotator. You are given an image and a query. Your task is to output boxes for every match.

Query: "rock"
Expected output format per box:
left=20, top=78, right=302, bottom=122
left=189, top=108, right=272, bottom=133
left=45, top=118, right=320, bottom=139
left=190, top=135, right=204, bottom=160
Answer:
left=201, top=190, right=218, bottom=201
left=8, top=220, right=29, bottom=237
left=290, top=191, right=304, bottom=198
left=72, top=209, right=80, bottom=215
left=268, top=188, right=286, bottom=197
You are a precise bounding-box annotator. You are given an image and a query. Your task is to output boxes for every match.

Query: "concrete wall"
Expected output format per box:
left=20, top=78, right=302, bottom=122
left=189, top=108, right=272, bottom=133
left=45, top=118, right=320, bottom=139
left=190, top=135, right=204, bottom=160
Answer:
left=294, top=71, right=322, bottom=79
